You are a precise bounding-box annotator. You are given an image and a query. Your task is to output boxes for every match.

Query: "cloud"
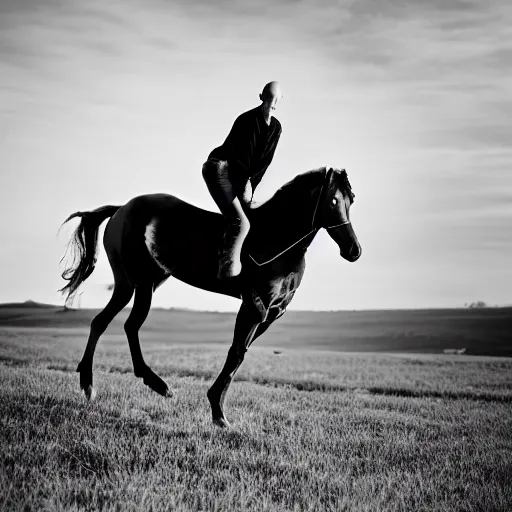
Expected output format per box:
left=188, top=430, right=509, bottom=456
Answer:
left=0, top=0, right=510, bottom=308
left=246, top=0, right=510, bottom=154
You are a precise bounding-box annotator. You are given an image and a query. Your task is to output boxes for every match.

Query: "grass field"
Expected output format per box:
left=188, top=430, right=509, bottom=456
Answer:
left=1, top=304, right=511, bottom=511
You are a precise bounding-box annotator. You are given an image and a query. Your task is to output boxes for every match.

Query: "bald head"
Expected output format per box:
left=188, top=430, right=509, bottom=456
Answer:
left=259, top=81, right=282, bottom=124
left=260, top=81, right=283, bottom=102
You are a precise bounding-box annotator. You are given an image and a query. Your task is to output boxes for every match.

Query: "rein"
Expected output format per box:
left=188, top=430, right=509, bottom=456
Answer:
left=326, top=220, right=351, bottom=229
left=248, top=169, right=351, bottom=267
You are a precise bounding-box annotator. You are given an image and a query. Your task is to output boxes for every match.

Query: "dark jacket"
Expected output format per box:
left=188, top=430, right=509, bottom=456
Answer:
left=208, top=106, right=282, bottom=192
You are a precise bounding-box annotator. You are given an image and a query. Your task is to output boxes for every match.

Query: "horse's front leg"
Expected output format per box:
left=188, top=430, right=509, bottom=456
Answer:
left=207, top=302, right=264, bottom=428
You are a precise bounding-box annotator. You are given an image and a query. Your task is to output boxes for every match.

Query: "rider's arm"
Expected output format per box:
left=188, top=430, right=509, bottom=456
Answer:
left=250, top=124, right=282, bottom=192
left=228, top=114, right=257, bottom=181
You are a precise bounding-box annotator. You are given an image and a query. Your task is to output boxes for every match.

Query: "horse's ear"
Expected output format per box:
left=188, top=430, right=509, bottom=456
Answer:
left=325, top=167, right=335, bottom=187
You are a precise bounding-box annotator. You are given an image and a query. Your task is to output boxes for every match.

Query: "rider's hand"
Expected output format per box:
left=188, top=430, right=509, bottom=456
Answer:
left=242, top=180, right=253, bottom=204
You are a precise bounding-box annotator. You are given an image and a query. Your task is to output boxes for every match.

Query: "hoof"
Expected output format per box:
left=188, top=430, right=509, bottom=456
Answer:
left=83, top=385, right=96, bottom=401
left=141, top=368, right=172, bottom=397
left=212, top=416, right=231, bottom=428
left=78, top=367, right=94, bottom=400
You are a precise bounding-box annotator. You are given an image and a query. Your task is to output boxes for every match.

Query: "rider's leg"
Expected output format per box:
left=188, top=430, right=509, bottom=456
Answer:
left=202, top=159, right=250, bottom=278
left=219, top=197, right=249, bottom=278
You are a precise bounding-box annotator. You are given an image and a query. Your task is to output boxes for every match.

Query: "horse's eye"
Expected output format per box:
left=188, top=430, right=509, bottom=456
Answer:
left=332, top=198, right=337, bottom=205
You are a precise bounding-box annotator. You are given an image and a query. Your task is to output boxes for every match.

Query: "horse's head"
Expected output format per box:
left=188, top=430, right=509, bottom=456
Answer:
left=317, top=168, right=361, bottom=262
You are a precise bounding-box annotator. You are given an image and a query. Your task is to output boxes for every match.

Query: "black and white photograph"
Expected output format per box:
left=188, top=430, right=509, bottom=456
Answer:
left=1, top=0, right=511, bottom=510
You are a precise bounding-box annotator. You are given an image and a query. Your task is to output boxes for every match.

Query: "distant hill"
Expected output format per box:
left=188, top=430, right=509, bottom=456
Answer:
left=0, top=301, right=511, bottom=356
left=0, top=301, right=232, bottom=331
left=0, top=300, right=59, bottom=309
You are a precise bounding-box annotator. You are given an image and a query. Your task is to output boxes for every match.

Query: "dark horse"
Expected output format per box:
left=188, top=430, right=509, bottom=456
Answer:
left=60, top=166, right=361, bottom=427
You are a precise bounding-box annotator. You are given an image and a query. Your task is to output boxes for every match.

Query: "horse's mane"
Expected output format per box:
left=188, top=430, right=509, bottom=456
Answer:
left=252, top=167, right=327, bottom=212
left=275, top=167, right=327, bottom=197
left=337, top=169, right=355, bottom=202
left=253, top=167, right=354, bottom=212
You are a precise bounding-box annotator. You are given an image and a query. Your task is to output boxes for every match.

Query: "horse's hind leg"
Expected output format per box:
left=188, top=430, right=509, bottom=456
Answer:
left=124, top=282, right=172, bottom=397
left=77, top=274, right=134, bottom=400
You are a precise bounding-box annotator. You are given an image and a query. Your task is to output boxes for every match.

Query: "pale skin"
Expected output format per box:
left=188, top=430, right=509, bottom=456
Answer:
left=259, top=89, right=281, bottom=126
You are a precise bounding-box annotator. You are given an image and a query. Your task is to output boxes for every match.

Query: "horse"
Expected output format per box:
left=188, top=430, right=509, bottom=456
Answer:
left=60, top=166, right=361, bottom=427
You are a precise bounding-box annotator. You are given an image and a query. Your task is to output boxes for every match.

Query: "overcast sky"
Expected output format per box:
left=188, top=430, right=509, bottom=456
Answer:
left=1, top=0, right=511, bottom=310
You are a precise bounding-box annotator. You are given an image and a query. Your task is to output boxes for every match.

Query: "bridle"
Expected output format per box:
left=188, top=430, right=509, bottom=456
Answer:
left=248, top=168, right=351, bottom=266
left=312, top=168, right=352, bottom=230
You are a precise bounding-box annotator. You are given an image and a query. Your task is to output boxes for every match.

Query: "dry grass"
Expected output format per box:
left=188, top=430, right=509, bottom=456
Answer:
left=0, top=327, right=511, bottom=511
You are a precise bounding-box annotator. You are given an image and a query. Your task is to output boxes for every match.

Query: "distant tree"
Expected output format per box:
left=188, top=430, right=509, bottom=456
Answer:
left=467, top=301, right=487, bottom=309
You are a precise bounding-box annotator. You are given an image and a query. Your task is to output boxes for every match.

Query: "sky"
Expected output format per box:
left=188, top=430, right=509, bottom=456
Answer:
left=0, top=0, right=511, bottom=311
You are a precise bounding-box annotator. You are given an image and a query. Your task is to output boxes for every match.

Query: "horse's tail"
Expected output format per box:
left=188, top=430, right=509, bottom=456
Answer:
left=59, top=205, right=121, bottom=305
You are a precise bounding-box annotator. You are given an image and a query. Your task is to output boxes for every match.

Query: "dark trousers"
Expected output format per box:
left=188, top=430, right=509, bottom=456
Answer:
left=202, top=158, right=250, bottom=277
left=202, top=159, right=248, bottom=219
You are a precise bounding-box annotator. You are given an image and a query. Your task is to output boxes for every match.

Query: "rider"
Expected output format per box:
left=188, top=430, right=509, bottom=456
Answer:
left=202, top=81, right=283, bottom=279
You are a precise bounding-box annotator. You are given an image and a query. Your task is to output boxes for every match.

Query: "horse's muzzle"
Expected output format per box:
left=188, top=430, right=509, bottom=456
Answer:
left=327, top=223, right=362, bottom=262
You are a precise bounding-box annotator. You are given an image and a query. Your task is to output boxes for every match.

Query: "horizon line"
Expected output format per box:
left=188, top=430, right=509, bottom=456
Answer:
left=1, top=300, right=510, bottom=314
